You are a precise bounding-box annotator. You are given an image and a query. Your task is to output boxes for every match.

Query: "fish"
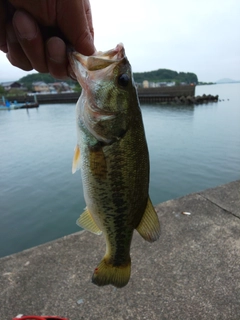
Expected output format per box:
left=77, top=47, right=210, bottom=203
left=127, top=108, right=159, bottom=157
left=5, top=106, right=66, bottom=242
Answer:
left=68, top=44, right=160, bottom=288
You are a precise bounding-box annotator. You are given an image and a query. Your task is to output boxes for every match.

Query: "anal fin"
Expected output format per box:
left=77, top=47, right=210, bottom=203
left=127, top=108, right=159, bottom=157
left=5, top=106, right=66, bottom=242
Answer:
left=76, top=207, right=102, bottom=235
left=136, top=197, right=160, bottom=242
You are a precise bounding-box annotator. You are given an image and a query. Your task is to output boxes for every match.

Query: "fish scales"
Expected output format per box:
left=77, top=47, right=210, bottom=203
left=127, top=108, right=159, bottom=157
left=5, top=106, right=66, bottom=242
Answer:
left=69, top=44, right=160, bottom=288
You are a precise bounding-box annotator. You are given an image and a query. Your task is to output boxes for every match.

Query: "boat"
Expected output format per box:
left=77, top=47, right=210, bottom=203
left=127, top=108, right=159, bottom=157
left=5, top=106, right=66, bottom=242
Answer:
left=0, top=96, right=39, bottom=110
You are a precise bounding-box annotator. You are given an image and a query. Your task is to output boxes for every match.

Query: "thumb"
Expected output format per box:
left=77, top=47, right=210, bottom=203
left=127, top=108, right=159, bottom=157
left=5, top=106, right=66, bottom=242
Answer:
left=57, top=0, right=95, bottom=56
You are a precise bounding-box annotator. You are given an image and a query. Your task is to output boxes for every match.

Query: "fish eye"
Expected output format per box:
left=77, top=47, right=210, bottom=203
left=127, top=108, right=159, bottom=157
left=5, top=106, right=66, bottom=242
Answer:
left=118, top=74, right=129, bottom=87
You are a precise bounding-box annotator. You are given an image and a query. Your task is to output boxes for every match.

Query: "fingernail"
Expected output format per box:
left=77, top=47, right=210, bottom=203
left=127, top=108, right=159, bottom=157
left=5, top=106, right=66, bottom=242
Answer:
left=13, top=10, right=37, bottom=41
left=47, top=37, right=66, bottom=63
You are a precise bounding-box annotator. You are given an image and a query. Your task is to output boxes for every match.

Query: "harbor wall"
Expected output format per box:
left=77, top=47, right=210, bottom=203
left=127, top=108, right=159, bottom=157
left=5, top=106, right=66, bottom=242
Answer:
left=5, top=85, right=196, bottom=104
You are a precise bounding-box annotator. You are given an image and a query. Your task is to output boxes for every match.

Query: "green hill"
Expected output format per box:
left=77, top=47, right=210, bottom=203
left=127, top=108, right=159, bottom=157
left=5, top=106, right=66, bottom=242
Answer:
left=19, top=73, right=57, bottom=84
left=133, top=69, right=198, bottom=84
left=18, top=69, right=198, bottom=89
left=18, top=73, right=75, bottom=90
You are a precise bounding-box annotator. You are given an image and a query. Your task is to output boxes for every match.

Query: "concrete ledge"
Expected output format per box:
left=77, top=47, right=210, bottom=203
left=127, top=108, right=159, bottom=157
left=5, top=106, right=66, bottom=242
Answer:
left=1, top=180, right=240, bottom=320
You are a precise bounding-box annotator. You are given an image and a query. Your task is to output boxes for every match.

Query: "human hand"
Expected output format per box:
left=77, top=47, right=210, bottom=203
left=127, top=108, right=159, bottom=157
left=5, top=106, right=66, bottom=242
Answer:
left=0, top=0, right=95, bottom=79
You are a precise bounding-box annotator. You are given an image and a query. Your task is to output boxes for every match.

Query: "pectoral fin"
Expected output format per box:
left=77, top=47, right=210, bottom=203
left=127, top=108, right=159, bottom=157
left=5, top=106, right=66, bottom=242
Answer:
left=72, top=145, right=81, bottom=174
left=136, top=197, right=160, bottom=242
left=76, top=207, right=102, bottom=235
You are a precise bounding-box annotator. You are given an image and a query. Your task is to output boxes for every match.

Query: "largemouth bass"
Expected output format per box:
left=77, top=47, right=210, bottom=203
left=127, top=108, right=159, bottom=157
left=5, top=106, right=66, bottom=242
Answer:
left=69, top=44, right=160, bottom=288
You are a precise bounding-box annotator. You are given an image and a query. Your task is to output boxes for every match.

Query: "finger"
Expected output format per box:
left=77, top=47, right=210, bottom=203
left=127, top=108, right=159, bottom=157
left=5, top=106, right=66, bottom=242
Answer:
left=46, top=37, right=68, bottom=79
left=57, top=0, right=95, bottom=55
left=84, top=0, right=94, bottom=40
left=0, top=0, right=8, bottom=52
left=12, top=9, right=48, bottom=73
left=8, top=0, right=57, bottom=26
left=6, top=22, right=32, bottom=70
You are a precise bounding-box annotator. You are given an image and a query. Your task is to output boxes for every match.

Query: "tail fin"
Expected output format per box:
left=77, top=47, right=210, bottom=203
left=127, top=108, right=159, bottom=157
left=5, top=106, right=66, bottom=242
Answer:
left=92, top=257, right=131, bottom=288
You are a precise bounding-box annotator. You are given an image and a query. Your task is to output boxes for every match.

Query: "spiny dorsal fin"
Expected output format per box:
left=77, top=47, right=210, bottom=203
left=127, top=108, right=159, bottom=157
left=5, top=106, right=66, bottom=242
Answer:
left=136, top=197, right=160, bottom=242
left=72, top=145, right=81, bottom=174
left=76, top=207, right=102, bottom=235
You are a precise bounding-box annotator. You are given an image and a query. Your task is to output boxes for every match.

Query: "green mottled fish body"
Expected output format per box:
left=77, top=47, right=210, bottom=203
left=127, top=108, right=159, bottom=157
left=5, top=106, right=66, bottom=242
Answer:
left=69, top=44, right=160, bottom=288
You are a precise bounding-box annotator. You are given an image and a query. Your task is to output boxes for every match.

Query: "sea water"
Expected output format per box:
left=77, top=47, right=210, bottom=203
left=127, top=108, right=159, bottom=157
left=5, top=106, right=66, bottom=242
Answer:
left=0, top=83, right=239, bottom=257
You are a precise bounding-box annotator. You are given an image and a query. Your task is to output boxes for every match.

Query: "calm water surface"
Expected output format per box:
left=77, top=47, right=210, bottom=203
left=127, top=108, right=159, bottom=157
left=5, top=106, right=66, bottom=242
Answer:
left=0, top=83, right=239, bottom=257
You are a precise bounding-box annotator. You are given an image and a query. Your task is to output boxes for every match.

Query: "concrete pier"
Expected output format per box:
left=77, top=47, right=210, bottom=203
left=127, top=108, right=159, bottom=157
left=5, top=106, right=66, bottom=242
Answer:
left=1, top=180, right=240, bottom=320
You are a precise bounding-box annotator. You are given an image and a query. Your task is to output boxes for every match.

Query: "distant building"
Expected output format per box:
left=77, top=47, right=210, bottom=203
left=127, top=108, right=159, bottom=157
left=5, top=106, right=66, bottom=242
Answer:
left=0, top=81, right=24, bottom=91
left=166, top=82, right=176, bottom=87
left=32, top=81, right=50, bottom=93
left=156, top=81, right=176, bottom=87
left=143, top=80, right=149, bottom=88
left=142, top=80, right=176, bottom=88
left=48, top=82, right=73, bottom=93
left=146, top=81, right=165, bottom=88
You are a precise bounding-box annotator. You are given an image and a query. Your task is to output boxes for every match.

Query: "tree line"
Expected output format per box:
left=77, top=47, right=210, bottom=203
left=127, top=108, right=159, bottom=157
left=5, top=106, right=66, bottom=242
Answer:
left=133, top=69, right=198, bottom=84
left=19, top=69, right=198, bottom=86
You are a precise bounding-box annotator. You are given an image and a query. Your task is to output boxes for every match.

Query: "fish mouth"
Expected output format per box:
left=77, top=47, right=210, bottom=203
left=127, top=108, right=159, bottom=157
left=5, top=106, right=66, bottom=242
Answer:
left=69, top=43, right=126, bottom=73
left=68, top=43, right=126, bottom=119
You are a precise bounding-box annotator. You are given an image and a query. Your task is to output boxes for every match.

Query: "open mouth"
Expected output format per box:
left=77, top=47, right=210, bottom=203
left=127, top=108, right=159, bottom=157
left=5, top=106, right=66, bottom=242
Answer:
left=69, top=44, right=125, bottom=72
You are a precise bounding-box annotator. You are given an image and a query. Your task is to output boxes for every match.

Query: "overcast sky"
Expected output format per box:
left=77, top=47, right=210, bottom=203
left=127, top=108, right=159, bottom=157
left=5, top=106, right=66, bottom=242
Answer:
left=0, top=0, right=239, bottom=82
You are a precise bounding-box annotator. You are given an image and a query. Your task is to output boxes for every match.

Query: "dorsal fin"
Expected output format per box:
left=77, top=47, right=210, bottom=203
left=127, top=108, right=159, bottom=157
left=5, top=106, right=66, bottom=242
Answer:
left=136, top=197, right=160, bottom=242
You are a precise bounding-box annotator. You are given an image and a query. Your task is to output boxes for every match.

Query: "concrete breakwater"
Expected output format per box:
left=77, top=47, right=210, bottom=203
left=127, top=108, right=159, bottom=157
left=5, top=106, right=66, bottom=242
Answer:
left=4, top=85, right=218, bottom=105
left=0, top=180, right=239, bottom=319
left=172, top=94, right=219, bottom=105
left=137, top=86, right=218, bottom=104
